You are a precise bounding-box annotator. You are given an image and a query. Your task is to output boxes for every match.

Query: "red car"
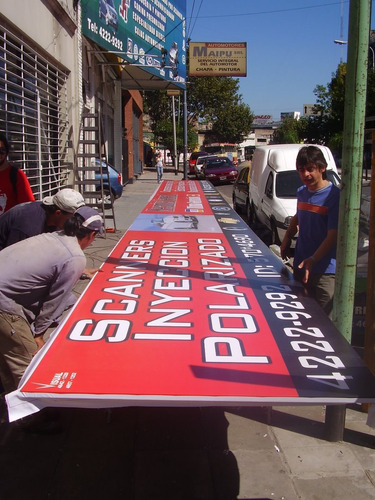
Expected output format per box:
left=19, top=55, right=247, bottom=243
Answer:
left=188, top=151, right=209, bottom=175
left=201, top=156, right=238, bottom=184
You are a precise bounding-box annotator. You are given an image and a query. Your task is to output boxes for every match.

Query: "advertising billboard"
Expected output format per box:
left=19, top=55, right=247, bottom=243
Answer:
left=189, top=42, right=247, bottom=77
left=81, top=0, right=186, bottom=86
left=6, top=180, right=375, bottom=422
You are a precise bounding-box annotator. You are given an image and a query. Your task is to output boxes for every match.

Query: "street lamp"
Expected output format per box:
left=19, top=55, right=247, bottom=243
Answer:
left=334, top=39, right=348, bottom=63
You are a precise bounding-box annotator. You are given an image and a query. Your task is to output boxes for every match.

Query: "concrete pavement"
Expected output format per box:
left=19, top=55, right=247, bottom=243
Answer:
left=1, top=166, right=375, bottom=500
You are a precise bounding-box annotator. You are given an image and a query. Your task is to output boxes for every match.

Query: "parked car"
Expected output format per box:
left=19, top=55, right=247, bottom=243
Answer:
left=188, top=151, right=209, bottom=175
left=194, top=155, right=218, bottom=178
left=94, top=160, right=123, bottom=202
left=201, top=156, right=238, bottom=184
left=99, top=0, right=118, bottom=31
left=248, top=144, right=340, bottom=245
left=232, top=163, right=251, bottom=216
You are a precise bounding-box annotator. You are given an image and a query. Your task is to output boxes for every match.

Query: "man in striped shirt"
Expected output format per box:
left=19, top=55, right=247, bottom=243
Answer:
left=280, top=146, right=340, bottom=318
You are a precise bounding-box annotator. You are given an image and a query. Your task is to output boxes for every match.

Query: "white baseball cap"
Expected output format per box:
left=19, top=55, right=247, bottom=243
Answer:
left=43, top=188, right=85, bottom=213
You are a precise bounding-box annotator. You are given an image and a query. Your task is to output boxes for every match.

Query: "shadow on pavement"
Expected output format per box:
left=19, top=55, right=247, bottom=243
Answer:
left=0, top=406, right=240, bottom=500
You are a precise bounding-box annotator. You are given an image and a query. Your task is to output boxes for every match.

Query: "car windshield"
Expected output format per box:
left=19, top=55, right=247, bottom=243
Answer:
left=275, top=169, right=341, bottom=197
left=206, top=159, right=232, bottom=169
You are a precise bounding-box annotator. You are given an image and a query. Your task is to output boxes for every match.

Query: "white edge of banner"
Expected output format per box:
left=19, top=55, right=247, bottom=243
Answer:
left=6, top=390, right=375, bottom=422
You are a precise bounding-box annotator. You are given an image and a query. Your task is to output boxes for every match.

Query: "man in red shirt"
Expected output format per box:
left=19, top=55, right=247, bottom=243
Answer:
left=0, top=133, right=35, bottom=216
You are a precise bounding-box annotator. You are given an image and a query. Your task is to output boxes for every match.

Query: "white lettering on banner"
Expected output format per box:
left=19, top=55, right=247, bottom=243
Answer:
left=150, top=291, right=191, bottom=306
left=161, top=248, right=188, bottom=255
left=102, top=284, right=142, bottom=297
left=210, top=313, right=257, bottom=334
left=201, top=258, right=232, bottom=268
left=108, top=270, right=146, bottom=281
left=197, top=237, right=265, bottom=364
left=93, top=299, right=137, bottom=315
left=208, top=295, right=249, bottom=310
left=203, top=271, right=237, bottom=281
left=147, top=309, right=193, bottom=327
left=156, top=267, right=189, bottom=277
left=133, top=333, right=193, bottom=340
left=158, top=259, right=189, bottom=267
left=65, top=234, right=265, bottom=372
left=68, top=319, right=131, bottom=342
left=120, top=240, right=155, bottom=260
left=260, top=284, right=352, bottom=389
left=158, top=241, right=189, bottom=267
left=154, top=278, right=191, bottom=290
left=203, top=337, right=270, bottom=364
left=205, top=284, right=249, bottom=310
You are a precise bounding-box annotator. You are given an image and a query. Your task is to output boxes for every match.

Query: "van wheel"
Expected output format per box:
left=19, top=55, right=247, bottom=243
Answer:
left=271, top=220, right=281, bottom=245
left=247, top=202, right=255, bottom=226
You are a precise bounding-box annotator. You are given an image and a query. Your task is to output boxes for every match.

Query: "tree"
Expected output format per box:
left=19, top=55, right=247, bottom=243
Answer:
left=187, top=75, right=253, bottom=143
left=152, top=117, right=198, bottom=165
left=272, top=116, right=301, bottom=144
left=143, top=76, right=253, bottom=153
left=300, top=62, right=375, bottom=155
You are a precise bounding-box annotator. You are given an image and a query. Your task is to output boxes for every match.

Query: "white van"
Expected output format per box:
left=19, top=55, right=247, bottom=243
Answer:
left=248, top=144, right=340, bottom=245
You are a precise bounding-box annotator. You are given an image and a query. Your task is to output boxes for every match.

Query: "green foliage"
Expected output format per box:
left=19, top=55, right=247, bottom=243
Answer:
left=143, top=71, right=253, bottom=150
left=187, top=76, right=240, bottom=122
left=152, top=118, right=197, bottom=155
left=211, top=101, right=253, bottom=144
left=300, top=62, right=375, bottom=155
left=272, top=116, right=301, bottom=144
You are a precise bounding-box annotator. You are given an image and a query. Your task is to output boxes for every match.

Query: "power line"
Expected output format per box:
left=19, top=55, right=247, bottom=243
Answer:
left=188, top=1, right=349, bottom=21
left=188, top=0, right=204, bottom=40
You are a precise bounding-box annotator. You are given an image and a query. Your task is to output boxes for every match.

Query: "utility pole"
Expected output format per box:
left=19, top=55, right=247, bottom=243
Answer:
left=333, top=0, right=370, bottom=341
left=167, top=89, right=180, bottom=175
left=327, top=0, right=371, bottom=441
left=183, top=88, right=188, bottom=180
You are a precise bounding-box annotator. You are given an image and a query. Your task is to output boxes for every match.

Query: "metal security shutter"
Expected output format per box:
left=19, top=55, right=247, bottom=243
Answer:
left=0, top=24, right=70, bottom=200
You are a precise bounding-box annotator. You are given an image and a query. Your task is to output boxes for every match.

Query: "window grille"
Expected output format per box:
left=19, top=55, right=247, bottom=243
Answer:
left=0, top=23, right=71, bottom=200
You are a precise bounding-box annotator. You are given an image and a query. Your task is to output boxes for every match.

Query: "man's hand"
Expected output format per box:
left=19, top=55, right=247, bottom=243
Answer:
left=81, top=268, right=103, bottom=279
left=298, top=257, right=315, bottom=284
left=280, top=239, right=292, bottom=261
left=33, top=334, right=46, bottom=356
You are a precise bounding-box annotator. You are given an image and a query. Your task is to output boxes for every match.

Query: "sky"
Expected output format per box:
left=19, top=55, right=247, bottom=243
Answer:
left=185, top=0, right=374, bottom=121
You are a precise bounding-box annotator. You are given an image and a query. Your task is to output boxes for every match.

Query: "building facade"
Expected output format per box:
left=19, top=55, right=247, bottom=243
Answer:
left=0, top=0, right=186, bottom=199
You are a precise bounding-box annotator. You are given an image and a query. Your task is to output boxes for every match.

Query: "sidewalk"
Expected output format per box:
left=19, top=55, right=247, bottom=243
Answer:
left=1, top=167, right=375, bottom=500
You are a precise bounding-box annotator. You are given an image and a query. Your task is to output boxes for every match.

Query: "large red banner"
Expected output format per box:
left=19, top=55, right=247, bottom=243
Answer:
left=6, top=180, right=375, bottom=421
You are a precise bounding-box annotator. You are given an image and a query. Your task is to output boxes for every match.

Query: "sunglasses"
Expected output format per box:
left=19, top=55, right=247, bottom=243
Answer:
left=0, top=148, right=7, bottom=155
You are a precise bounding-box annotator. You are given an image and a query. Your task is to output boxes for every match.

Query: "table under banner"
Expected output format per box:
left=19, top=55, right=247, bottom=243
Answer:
left=6, top=180, right=375, bottom=421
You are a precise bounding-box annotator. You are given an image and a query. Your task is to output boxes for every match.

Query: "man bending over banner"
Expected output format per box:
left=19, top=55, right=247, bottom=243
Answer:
left=0, top=206, right=104, bottom=394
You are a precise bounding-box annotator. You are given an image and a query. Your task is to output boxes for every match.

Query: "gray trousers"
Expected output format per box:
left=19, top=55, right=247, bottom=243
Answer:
left=293, top=270, right=335, bottom=319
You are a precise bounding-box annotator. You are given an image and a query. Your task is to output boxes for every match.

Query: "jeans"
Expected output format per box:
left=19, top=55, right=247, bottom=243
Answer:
left=157, top=164, right=163, bottom=182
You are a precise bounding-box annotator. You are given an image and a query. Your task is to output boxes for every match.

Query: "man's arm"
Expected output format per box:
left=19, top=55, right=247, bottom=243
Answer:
left=298, top=228, right=338, bottom=283
left=31, top=256, right=85, bottom=336
left=280, top=214, right=298, bottom=260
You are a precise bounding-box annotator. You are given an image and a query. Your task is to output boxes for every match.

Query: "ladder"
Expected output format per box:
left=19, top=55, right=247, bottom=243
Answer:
left=74, top=110, right=116, bottom=234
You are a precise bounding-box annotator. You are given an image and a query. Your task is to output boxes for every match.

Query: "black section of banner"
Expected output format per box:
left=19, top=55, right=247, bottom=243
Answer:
left=200, top=181, right=375, bottom=400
